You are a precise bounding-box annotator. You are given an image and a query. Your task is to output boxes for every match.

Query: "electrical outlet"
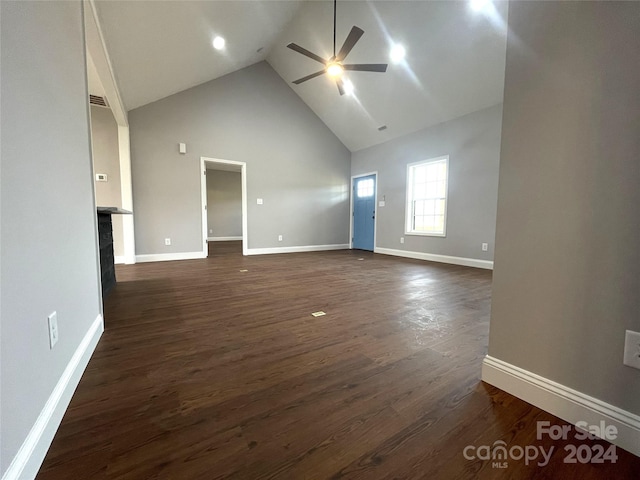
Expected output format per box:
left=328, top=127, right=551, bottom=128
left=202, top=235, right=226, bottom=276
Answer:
left=400, top=237, right=404, bottom=244
left=165, top=238, right=171, bottom=246
left=209, top=229, right=213, bottom=234
left=482, top=243, right=488, bottom=251
left=623, top=330, right=640, bottom=370
left=278, top=235, right=283, bottom=242
left=48, top=312, right=59, bottom=348
left=257, top=198, right=263, bottom=205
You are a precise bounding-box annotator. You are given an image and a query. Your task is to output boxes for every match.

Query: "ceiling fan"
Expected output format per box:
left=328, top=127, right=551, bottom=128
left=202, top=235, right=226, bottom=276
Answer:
left=287, top=0, right=388, bottom=95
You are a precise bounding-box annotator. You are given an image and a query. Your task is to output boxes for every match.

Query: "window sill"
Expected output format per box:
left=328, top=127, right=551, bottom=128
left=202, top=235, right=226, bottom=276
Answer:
left=404, top=231, right=447, bottom=238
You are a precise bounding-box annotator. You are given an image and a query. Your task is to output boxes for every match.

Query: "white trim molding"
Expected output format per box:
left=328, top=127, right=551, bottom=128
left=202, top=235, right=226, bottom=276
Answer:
left=117, top=125, right=136, bottom=264
left=207, top=236, right=242, bottom=242
left=374, top=247, right=493, bottom=270
left=405, top=155, right=449, bottom=237
left=246, top=244, right=349, bottom=256
left=136, top=251, right=206, bottom=263
left=114, top=255, right=125, bottom=265
left=84, top=0, right=127, bottom=126
left=200, top=157, right=248, bottom=257
left=2, top=314, right=104, bottom=480
left=482, top=355, right=640, bottom=457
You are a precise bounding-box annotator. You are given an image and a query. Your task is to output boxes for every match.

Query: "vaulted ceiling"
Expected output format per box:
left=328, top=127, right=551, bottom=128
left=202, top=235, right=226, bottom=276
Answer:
left=94, top=0, right=508, bottom=151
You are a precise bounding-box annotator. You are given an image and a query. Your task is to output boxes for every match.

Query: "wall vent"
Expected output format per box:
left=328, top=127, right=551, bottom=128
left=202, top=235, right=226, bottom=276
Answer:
left=89, top=94, right=109, bottom=108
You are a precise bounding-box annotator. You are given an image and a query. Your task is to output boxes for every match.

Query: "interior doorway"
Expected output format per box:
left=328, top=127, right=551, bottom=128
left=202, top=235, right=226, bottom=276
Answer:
left=85, top=2, right=135, bottom=265
left=351, top=172, right=377, bottom=251
left=200, top=157, right=248, bottom=257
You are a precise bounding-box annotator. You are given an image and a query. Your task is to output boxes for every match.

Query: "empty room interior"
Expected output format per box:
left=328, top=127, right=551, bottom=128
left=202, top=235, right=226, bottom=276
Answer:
left=1, top=1, right=639, bottom=479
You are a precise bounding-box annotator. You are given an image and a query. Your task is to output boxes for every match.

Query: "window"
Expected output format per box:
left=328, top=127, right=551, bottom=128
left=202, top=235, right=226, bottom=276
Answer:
left=356, top=178, right=374, bottom=198
left=406, top=156, right=448, bottom=236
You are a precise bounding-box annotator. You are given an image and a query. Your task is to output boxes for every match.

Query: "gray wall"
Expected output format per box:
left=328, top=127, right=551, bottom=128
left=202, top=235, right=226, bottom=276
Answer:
left=206, top=170, right=242, bottom=238
left=489, top=1, right=640, bottom=414
left=90, top=105, right=124, bottom=258
left=1, top=0, right=102, bottom=474
left=351, top=104, right=502, bottom=261
left=128, top=61, right=351, bottom=254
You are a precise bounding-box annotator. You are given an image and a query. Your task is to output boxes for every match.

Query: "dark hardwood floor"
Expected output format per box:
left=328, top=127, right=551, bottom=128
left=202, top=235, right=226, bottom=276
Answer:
left=37, top=242, right=640, bottom=479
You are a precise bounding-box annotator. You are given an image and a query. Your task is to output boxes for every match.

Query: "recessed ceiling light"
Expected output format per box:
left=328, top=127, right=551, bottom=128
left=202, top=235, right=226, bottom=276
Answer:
left=342, top=79, right=354, bottom=96
left=390, top=44, right=406, bottom=63
left=470, top=0, right=492, bottom=12
left=212, top=36, right=225, bottom=50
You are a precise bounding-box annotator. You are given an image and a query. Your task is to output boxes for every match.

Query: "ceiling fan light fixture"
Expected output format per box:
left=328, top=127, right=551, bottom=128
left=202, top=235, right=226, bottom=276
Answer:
left=326, top=63, right=344, bottom=78
left=287, top=0, right=387, bottom=94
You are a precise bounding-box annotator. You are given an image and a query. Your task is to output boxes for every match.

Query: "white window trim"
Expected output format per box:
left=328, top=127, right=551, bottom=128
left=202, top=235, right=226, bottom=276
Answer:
left=405, top=155, right=449, bottom=237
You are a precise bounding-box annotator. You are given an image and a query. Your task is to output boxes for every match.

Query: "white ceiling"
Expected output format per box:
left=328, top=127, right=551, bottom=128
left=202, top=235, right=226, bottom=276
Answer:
left=94, top=0, right=304, bottom=110
left=94, top=0, right=508, bottom=152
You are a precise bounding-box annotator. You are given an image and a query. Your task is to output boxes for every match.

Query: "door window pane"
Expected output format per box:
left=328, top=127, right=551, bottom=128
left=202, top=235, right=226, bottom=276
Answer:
left=357, top=178, right=374, bottom=198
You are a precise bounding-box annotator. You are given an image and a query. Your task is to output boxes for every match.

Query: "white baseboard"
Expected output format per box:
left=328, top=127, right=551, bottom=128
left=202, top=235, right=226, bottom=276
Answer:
left=374, top=247, right=494, bottom=270
left=207, top=236, right=242, bottom=242
left=2, top=314, right=104, bottom=480
left=114, top=255, right=125, bottom=265
left=245, top=244, right=349, bottom=256
left=482, top=355, right=640, bottom=457
left=135, top=251, right=206, bottom=263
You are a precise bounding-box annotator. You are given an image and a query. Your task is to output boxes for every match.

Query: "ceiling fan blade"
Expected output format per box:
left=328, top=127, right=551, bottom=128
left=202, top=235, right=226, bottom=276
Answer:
left=336, top=79, right=345, bottom=96
left=292, top=70, right=326, bottom=84
left=336, top=26, right=364, bottom=62
left=343, top=63, right=388, bottom=73
left=286, top=43, right=327, bottom=65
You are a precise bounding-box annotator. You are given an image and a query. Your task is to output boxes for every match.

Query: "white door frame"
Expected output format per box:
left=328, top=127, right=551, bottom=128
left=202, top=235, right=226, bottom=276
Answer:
left=117, top=125, right=136, bottom=264
left=349, top=171, right=378, bottom=250
left=85, top=2, right=136, bottom=264
left=200, top=157, right=248, bottom=257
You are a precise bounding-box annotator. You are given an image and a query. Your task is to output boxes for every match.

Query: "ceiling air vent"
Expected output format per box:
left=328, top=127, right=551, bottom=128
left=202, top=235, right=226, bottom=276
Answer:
left=89, top=94, right=109, bottom=108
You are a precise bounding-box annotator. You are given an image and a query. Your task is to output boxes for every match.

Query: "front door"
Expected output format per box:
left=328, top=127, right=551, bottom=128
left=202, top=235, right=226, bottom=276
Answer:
left=353, top=174, right=376, bottom=251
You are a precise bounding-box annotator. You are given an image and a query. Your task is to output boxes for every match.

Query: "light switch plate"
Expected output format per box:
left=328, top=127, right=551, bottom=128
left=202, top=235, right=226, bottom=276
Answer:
left=623, top=330, right=640, bottom=370
left=48, top=312, right=58, bottom=348
left=257, top=198, right=263, bottom=205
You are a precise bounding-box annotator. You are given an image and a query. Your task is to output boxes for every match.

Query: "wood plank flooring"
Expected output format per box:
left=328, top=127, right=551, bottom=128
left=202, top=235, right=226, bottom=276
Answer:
left=37, top=242, right=640, bottom=479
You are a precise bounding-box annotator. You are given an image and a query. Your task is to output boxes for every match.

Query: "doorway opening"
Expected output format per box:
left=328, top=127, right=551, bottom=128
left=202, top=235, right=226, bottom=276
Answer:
left=350, top=172, right=377, bottom=252
left=85, top=5, right=135, bottom=265
left=200, top=157, right=248, bottom=257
